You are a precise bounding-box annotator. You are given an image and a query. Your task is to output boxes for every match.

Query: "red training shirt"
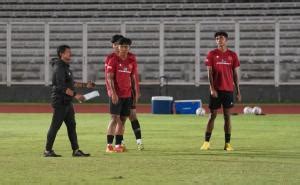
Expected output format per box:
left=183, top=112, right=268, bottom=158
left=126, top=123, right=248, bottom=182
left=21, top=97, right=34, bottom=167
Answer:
left=104, top=52, right=140, bottom=97
left=106, top=53, right=138, bottom=98
left=205, top=48, right=240, bottom=92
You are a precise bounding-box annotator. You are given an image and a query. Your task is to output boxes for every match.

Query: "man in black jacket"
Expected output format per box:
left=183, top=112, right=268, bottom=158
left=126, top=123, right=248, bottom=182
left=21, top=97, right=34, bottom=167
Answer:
left=44, top=45, right=94, bottom=157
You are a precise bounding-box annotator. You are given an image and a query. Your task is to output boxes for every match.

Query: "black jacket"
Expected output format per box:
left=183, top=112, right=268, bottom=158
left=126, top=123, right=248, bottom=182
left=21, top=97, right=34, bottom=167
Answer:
left=50, top=58, right=75, bottom=106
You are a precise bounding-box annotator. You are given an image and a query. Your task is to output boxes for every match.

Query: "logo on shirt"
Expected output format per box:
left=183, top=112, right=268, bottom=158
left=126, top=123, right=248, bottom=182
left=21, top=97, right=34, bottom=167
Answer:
left=118, top=65, right=131, bottom=74
left=216, top=58, right=231, bottom=65
left=118, top=69, right=131, bottom=74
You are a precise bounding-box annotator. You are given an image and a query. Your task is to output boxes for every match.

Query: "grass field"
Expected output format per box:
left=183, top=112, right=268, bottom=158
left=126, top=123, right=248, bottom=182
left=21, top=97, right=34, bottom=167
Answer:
left=0, top=113, right=299, bottom=185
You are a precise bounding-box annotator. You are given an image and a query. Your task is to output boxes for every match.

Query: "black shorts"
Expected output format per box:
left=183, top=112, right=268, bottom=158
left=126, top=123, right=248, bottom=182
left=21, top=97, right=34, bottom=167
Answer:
left=109, top=97, right=132, bottom=117
left=209, top=90, right=234, bottom=110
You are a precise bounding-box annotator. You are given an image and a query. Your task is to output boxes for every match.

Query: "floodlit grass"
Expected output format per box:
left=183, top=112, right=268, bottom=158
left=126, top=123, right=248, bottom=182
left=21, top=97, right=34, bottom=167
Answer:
left=0, top=113, right=299, bottom=185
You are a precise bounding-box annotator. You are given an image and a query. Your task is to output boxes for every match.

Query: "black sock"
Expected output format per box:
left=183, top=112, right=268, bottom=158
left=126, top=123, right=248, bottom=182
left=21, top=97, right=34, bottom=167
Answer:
left=205, top=132, right=212, bottom=142
left=131, top=119, right=142, bottom=140
left=225, top=133, right=231, bottom=143
left=107, top=135, right=114, bottom=144
left=115, top=135, right=123, bottom=145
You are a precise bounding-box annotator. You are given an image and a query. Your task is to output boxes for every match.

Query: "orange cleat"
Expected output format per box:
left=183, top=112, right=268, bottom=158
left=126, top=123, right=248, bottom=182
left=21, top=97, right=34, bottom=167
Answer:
left=106, top=144, right=115, bottom=153
left=114, top=145, right=126, bottom=153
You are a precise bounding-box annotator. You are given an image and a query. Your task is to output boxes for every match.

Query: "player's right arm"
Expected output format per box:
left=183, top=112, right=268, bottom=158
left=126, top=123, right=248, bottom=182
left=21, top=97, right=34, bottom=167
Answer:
left=106, top=58, right=118, bottom=104
left=207, top=66, right=217, bottom=98
left=205, top=52, right=218, bottom=98
left=107, top=72, right=118, bottom=104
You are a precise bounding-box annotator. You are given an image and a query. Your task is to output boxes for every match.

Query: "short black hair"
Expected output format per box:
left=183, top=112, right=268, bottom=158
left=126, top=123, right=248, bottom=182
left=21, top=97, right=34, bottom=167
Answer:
left=214, top=31, right=228, bottom=39
left=111, top=34, right=124, bottom=43
left=57, top=45, right=70, bottom=58
left=117, top=37, right=132, bottom=46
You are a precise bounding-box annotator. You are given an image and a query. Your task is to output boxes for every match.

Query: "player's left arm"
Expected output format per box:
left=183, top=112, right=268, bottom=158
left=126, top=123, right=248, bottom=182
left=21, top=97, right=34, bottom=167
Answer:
left=233, top=53, right=241, bottom=102
left=131, top=72, right=139, bottom=103
left=233, top=67, right=241, bottom=102
left=132, top=59, right=141, bottom=102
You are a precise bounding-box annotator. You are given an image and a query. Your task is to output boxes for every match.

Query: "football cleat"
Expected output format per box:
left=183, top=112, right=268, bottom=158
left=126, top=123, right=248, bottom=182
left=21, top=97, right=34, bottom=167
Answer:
left=106, top=144, right=115, bottom=153
left=224, top=143, right=234, bottom=151
left=114, top=145, right=126, bottom=153
left=200, top=141, right=210, bottom=150
left=137, top=143, right=144, bottom=151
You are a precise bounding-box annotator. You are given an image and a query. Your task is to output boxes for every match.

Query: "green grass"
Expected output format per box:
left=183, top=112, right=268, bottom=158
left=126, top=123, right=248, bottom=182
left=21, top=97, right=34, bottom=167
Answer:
left=0, top=113, right=299, bottom=185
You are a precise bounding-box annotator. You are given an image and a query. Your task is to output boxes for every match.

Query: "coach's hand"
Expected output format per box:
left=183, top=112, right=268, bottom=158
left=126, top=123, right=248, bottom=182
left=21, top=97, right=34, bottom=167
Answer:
left=75, top=94, right=85, bottom=103
left=66, top=88, right=75, bottom=96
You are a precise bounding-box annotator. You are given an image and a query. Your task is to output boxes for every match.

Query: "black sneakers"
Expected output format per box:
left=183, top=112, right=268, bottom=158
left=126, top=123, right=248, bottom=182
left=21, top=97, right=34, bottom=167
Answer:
left=44, top=149, right=90, bottom=157
left=72, top=149, right=90, bottom=157
left=44, top=150, right=62, bottom=157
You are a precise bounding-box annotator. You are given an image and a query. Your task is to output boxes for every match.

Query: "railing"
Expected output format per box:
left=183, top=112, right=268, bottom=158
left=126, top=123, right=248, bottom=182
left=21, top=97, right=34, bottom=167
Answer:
left=0, top=21, right=299, bottom=86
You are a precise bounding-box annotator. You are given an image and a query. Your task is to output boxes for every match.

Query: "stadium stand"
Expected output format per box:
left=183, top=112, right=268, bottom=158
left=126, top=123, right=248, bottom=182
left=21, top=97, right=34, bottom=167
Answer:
left=0, top=24, right=6, bottom=82
left=0, top=1, right=299, bottom=22
left=49, top=24, right=83, bottom=81
left=279, top=22, right=300, bottom=82
left=0, top=1, right=299, bottom=84
left=10, top=24, right=44, bottom=82
left=125, top=24, right=160, bottom=82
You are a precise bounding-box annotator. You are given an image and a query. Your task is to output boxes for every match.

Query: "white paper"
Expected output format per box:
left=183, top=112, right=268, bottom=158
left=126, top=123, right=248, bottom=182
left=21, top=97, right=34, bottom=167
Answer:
left=83, top=90, right=100, bottom=101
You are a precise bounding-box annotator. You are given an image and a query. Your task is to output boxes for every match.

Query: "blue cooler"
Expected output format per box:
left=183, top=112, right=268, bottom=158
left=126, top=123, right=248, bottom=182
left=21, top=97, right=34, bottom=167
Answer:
left=174, top=99, right=202, bottom=114
left=151, top=96, right=174, bottom=114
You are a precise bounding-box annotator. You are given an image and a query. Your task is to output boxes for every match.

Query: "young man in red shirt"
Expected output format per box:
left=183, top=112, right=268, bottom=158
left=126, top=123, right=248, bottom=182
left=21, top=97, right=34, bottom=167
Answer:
left=200, top=31, right=242, bottom=151
left=104, top=34, right=123, bottom=153
left=105, top=37, right=139, bottom=153
left=105, top=35, right=143, bottom=152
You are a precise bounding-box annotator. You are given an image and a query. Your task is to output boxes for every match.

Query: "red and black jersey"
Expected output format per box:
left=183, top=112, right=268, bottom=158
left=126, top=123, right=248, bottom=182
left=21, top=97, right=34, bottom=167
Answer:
left=106, top=54, right=137, bottom=98
left=105, top=52, right=140, bottom=97
left=205, top=48, right=240, bottom=92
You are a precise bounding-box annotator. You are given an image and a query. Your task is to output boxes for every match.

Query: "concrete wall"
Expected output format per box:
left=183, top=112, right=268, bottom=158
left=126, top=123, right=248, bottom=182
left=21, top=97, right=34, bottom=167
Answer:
left=1, top=85, right=299, bottom=103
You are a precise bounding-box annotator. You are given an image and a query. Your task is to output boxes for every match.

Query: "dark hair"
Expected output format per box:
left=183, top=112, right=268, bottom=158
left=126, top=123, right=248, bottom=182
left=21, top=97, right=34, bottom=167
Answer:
left=116, top=37, right=132, bottom=46
left=214, top=31, right=228, bottom=39
left=111, top=34, right=124, bottom=43
left=57, top=45, right=70, bottom=58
